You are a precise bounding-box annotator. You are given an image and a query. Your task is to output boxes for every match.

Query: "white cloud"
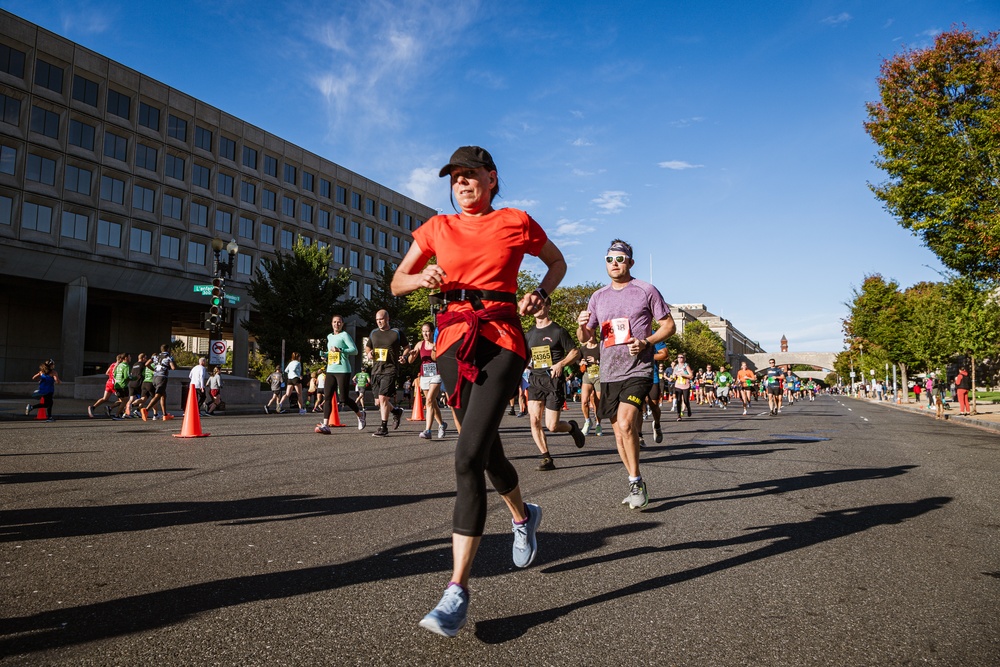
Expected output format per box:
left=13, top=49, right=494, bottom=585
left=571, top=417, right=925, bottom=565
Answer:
left=669, top=116, right=704, bottom=128
left=572, top=138, right=594, bottom=147
left=822, top=12, right=852, bottom=27
left=658, top=160, right=704, bottom=170
left=573, top=168, right=607, bottom=177
left=60, top=5, right=113, bottom=35
left=592, top=191, right=629, bottom=214
left=402, top=166, right=439, bottom=204
left=504, top=199, right=539, bottom=209
left=569, top=110, right=584, bottom=119
left=554, top=219, right=597, bottom=236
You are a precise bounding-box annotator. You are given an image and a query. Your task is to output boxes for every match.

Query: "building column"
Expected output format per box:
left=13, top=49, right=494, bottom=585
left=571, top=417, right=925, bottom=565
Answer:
left=233, top=303, right=250, bottom=378
left=61, top=277, right=88, bottom=382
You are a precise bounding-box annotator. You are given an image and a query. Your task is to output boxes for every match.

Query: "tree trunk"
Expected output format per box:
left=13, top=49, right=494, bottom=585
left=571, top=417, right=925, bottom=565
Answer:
left=899, top=364, right=909, bottom=403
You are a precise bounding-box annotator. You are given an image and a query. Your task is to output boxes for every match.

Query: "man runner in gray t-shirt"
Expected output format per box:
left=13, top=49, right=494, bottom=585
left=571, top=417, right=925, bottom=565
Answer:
left=577, top=239, right=675, bottom=510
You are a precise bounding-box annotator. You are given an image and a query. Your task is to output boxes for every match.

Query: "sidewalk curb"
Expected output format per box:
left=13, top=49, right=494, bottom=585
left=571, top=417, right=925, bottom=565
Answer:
left=849, top=396, right=1000, bottom=434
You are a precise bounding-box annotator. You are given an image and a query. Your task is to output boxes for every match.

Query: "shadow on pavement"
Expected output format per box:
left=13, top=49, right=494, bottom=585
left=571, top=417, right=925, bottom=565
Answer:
left=0, top=491, right=457, bottom=542
left=0, top=521, right=659, bottom=655
left=0, top=468, right=193, bottom=485
left=476, top=496, right=952, bottom=644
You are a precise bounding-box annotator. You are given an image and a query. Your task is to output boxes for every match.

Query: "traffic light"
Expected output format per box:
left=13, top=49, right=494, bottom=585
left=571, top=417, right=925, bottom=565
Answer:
left=208, top=277, right=224, bottom=329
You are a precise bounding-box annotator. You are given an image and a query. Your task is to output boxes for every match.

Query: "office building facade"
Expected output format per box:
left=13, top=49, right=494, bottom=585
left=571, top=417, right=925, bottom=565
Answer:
left=0, top=11, right=435, bottom=382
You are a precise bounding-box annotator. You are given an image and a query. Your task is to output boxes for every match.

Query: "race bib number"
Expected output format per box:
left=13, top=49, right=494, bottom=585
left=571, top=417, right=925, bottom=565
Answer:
left=586, top=364, right=600, bottom=379
left=422, top=362, right=438, bottom=377
left=373, top=348, right=389, bottom=362
left=675, top=377, right=690, bottom=390
left=531, top=345, right=553, bottom=369
left=327, top=349, right=341, bottom=365
left=600, top=318, right=631, bottom=347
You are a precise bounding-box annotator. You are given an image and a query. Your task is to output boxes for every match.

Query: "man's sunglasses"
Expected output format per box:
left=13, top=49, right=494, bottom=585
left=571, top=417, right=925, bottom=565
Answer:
left=605, top=255, right=628, bottom=264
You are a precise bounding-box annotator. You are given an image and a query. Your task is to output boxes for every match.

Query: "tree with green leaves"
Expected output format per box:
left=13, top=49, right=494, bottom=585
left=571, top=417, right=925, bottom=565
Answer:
left=942, top=276, right=1000, bottom=412
left=843, top=274, right=919, bottom=400
left=865, top=28, right=1000, bottom=279
left=243, top=241, right=355, bottom=366
left=677, top=320, right=725, bottom=371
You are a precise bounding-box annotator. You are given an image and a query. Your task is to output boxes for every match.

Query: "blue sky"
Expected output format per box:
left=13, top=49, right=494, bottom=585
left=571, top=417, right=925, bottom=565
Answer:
left=6, top=0, right=999, bottom=352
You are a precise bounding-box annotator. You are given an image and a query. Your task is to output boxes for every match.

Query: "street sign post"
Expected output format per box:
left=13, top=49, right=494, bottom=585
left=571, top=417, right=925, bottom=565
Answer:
left=209, top=339, right=227, bottom=366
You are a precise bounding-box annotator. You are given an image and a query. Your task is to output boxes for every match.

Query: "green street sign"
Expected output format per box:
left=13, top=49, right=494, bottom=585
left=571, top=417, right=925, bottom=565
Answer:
left=193, top=284, right=212, bottom=295
left=224, top=294, right=240, bottom=304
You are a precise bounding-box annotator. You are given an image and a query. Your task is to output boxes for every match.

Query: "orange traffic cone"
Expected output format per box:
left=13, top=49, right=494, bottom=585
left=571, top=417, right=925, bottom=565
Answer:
left=328, top=398, right=346, bottom=427
left=173, top=384, right=210, bottom=438
left=35, top=401, right=48, bottom=420
left=407, top=387, right=425, bottom=421
left=562, top=400, right=568, bottom=411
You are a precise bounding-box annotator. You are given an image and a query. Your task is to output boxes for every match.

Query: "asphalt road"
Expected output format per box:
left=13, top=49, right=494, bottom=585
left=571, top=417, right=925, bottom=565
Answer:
left=2, top=395, right=998, bottom=666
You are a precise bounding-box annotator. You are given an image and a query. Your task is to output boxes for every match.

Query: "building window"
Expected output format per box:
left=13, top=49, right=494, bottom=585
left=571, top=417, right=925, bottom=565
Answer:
left=72, top=75, right=98, bottom=106
left=104, top=132, right=127, bottom=161
left=132, top=184, right=154, bottom=213
left=167, top=114, right=187, bottom=141
left=0, top=195, right=13, bottom=224
left=363, top=283, right=372, bottom=299
left=26, top=154, right=56, bottom=185
left=22, top=202, right=53, bottom=232
left=336, top=185, right=346, bottom=205
left=318, top=209, right=330, bottom=229
left=0, top=93, right=19, bottom=126
left=348, top=280, right=358, bottom=298
left=130, top=227, right=152, bottom=254
left=163, top=193, right=182, bottom=220
left=333, top=246, right=344, bottom=263
left=379, top=203, right=389, bottom=221
left=240, top=181, right=255, bottom=204
left=97, top=218, right=121, bottom=247
left=260, top=222, right=274, bottom=245
left=100, top=175, right=125, bottom=204
left=188, top=240, right=206, bottom=265
left=364, top=254, right=373, bottom=271
left=237, top=253, right=252, bottom=275
left=262, top=189, right=276, bottom=211
left=320, top=178, right=331, bottom=198
left=138, top=102, right=160, bottom=131
left=404, top=214, right=412, bottom=230
left=29, top=106, right=59, bottom=139
left=300, top=235, right=311, bottom=246
left=190, top=202, right=208, bottom=227
left=34, top=60, right=63, bottom=93
left=377, top=258, right=386, bottom=272
left=349, top=250, right=359, bottom=268
left=0, top=144, right=14, bottom=174
left=238, top=216, right=254, bottom=239
left=217, top=172, right=234, bottom=197
left=350, top=220, right=360, bottom=238
left=378, top=231, right=387, bottom=248
left=300, top=202, right=312, bottom=224
left=64, top=165, right=92, bottom=195
left=282, top=196, right=295, bottom=217
left=402, top=240, right=410, bottom=253
left=68, top=119, right=95, bottom=150
left=219, top=136, right=236, bottom=161
left=302, top=172, right=314, bottom=192
left=335, top=215, right=345, bottom=234
left=165, top=154, right=184, bottom=180
left=160, top=234, right=180, bottom=260
left=106, top=89, right=130, bottom=119
left=364, top=226, right=374, bottom=244
left=60, top=211, right=88, bottom=240
left=351, top=192, right=361, bottom=209
left=263, top=154, right=277, bottom=177
left=317, top=240, right=328, bottom=251
left=242, top=146, right=257, bottom=169
left=0, top=44, right=26, bottom=78
left=195, top=125, right=212, bottom=151
left=215, top=210, right=232, bottom=234
left=283, top=164, right=296, bottom=185
left=365, top=198, right=375, bottom=216
left=391, top=235, right=399, bottom=252
left=392, top=210, right=400, bottom=226
left=280, top=229, right=294, bottom=249
left=135, top=143, right=157, bottom=171
left=192, top=163, right=210, bottom=189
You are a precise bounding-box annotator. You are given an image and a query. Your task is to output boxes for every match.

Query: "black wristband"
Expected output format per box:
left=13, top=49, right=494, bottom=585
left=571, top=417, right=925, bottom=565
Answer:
left=533, top=287, right=548, bottom=301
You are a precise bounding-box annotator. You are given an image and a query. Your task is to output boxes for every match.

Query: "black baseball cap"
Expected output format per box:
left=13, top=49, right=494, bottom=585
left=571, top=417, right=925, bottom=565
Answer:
left=439, top=146, right=497, bottom=177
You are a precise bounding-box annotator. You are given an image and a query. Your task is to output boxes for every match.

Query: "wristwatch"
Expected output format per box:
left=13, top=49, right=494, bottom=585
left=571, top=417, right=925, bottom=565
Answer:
left=533, top=287, right=548, bottom=301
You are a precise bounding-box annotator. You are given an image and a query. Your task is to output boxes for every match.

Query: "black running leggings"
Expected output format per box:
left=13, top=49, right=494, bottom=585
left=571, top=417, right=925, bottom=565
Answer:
left=674, top=388, right=691, bottom=416
left=436, top=337, right=523, bottom=537
left=325, top=372, right=360, bottom=421
left=30, top=393, right=53, bottom=416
